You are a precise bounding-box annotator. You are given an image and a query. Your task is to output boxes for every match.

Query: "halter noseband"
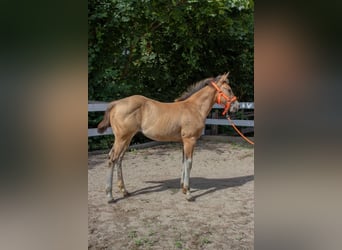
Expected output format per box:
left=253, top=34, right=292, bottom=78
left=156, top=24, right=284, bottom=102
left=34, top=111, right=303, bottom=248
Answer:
left=211, top=81, right=237, bottom=116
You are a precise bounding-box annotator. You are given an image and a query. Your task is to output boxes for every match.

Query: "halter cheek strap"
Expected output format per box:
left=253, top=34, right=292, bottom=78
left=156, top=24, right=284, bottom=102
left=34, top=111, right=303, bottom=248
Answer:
left=211, top=81, right=237, bottom=115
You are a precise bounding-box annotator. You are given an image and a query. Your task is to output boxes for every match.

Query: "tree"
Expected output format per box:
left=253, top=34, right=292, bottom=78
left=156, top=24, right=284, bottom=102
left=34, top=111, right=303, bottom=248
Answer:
left=88, top=0, right=254, bottom=102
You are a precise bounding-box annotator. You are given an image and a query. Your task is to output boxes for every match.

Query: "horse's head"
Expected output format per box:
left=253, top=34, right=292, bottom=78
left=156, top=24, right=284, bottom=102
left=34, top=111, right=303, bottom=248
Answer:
left=213, top=72, right=239, bottom=114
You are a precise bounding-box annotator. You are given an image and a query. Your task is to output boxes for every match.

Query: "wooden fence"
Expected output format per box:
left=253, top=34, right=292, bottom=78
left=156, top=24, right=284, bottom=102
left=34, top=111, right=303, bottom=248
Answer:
left=88, top=101, right=254, bottom=137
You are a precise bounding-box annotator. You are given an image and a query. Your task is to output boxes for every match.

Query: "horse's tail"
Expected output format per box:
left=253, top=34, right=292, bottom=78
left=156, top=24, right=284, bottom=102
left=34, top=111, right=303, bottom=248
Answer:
left=97, top=102, right=115, bottom=134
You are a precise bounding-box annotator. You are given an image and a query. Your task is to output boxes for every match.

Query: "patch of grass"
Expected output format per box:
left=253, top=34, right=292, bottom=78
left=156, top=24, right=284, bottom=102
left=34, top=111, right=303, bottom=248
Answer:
left=134, top=237, right=156, bottom=248
left=134, top=239, right=143, bottom=246
left=129, top=148, right=138, bottom=153
left=128, top=230, right=138, bottom=239
left=175, top=240, right=183, bottom=249
left=201, top=237, right=212, bottom=246
left=148, top=230, right=156, bottom=236
left=237, top=232, right=246, bottom=241
left=128, top=228, right=159, bottom=249
left=230, top=142, right=241, bottom=149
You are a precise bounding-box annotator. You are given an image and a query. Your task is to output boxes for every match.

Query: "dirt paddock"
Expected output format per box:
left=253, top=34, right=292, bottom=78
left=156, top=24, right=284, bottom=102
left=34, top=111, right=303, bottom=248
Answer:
left=88, top=136, right=254, bottom=249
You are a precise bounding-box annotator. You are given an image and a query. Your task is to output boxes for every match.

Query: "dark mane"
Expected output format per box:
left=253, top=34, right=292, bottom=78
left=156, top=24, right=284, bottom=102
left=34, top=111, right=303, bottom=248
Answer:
left=175, top=76, right=221, bottom=102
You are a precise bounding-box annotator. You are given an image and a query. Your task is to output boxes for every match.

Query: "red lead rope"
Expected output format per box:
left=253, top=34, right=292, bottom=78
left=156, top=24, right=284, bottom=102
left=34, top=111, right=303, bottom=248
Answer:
left=211, top=81, right=254, bottom=145
left=226, top=116, right=255, bottom=145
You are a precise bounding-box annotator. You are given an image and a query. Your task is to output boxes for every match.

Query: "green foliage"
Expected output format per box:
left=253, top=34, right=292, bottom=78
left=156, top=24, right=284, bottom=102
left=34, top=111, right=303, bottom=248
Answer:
left=88, top=134, right=112, bottom=151
left=89, top=0, right=253, bottom=102
left=88, top=0, right=254, bottom=149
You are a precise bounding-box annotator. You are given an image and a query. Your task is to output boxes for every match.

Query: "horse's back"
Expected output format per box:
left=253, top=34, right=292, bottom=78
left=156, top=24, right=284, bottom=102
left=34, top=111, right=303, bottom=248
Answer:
left=113, top=95, right=149, bottom=112
left=109, top=95, right=162, bottom=133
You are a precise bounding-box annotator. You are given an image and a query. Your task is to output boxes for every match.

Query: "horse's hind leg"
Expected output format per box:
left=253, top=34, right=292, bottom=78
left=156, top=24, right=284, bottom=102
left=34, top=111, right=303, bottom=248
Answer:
left=115, top=135, right=134, bottom=197
left=116, top=143, right=130, bottom=197
left=106, top=145, right=116, bottom=202
left=106, top=137, right=131, bottom=202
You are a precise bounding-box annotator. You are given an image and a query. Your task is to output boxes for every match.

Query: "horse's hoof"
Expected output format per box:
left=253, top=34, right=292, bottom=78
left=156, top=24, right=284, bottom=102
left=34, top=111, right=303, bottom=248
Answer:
left=123, top=191, right=131, bottom=197
left=186, top=195, right=195, bottom=202
left=107, top=198, right=116, bottom=204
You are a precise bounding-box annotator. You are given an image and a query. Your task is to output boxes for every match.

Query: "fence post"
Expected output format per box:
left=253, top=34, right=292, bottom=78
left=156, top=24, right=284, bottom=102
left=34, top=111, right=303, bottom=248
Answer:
left=211, top=110, right=219, bottom=135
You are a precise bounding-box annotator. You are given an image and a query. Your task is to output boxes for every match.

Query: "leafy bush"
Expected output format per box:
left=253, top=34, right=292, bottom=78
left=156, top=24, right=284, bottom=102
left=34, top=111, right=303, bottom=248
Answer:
left=88, top=0, right=254, bottom=150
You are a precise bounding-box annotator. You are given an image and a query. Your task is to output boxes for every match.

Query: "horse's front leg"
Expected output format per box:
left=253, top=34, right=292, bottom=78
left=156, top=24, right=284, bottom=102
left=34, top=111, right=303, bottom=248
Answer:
left=182, top=157, right=193, bottom=200
left=180, top=149, right=185, bottom=189
left=182, top=137, right=196, bottom=201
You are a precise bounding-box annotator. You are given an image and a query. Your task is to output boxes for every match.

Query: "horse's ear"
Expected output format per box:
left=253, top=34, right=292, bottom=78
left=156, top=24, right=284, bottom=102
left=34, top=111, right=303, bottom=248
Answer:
left=217, top=74, right=226, bottom=84
left=220, top=72, right=229, bottom=82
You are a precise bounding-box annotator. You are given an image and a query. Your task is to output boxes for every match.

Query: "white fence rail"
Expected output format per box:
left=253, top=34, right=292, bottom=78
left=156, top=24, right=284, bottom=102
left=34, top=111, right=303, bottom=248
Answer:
left=88, top=102, right=254, bottom=137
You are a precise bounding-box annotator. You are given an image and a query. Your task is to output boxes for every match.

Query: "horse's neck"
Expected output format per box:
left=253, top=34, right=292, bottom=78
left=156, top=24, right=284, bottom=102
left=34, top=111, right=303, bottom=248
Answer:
left=186, top=86, right=217, bottom=118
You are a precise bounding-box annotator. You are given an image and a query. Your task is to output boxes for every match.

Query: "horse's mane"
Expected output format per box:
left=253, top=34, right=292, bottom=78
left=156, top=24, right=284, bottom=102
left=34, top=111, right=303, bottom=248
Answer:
left=175, top=75, right=221, bottom=102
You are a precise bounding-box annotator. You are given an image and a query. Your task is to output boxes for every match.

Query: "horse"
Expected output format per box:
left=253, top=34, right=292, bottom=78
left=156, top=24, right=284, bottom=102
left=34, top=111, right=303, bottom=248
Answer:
left=97, top=73, right=239, bottom=202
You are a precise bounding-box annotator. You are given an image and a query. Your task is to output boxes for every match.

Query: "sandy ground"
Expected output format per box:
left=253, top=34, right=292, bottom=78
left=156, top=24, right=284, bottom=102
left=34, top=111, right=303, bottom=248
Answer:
left=88, top=137, right=254, bottom=249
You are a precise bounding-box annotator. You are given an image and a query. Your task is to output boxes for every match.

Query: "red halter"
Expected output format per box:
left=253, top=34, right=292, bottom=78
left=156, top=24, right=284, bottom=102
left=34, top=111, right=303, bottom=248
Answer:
left=211, top=81, right=237, bottom=115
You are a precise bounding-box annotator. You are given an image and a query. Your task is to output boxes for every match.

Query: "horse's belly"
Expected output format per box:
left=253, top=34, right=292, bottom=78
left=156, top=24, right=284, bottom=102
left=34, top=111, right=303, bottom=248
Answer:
left=141, top=127, right=182, bottom=142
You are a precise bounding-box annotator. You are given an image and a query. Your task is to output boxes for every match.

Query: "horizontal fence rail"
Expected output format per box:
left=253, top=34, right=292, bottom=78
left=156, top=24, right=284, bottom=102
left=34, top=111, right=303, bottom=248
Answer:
left=88, top=102, right=254, bottom=137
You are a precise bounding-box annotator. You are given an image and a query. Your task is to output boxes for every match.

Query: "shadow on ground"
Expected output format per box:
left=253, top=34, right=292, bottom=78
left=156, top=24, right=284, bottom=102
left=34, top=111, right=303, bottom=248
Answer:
left=111, top=175, right=254, bottom=203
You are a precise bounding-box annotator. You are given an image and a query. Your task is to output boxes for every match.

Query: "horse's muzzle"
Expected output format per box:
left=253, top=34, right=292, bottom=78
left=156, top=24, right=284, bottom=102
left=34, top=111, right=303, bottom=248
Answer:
left=229, top=101, right=239, bottom=113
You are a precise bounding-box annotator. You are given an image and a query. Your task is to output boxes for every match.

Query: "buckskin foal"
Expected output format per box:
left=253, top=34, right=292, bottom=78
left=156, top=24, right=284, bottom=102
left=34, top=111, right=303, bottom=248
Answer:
left=97, top=73, right=239, bottom=202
